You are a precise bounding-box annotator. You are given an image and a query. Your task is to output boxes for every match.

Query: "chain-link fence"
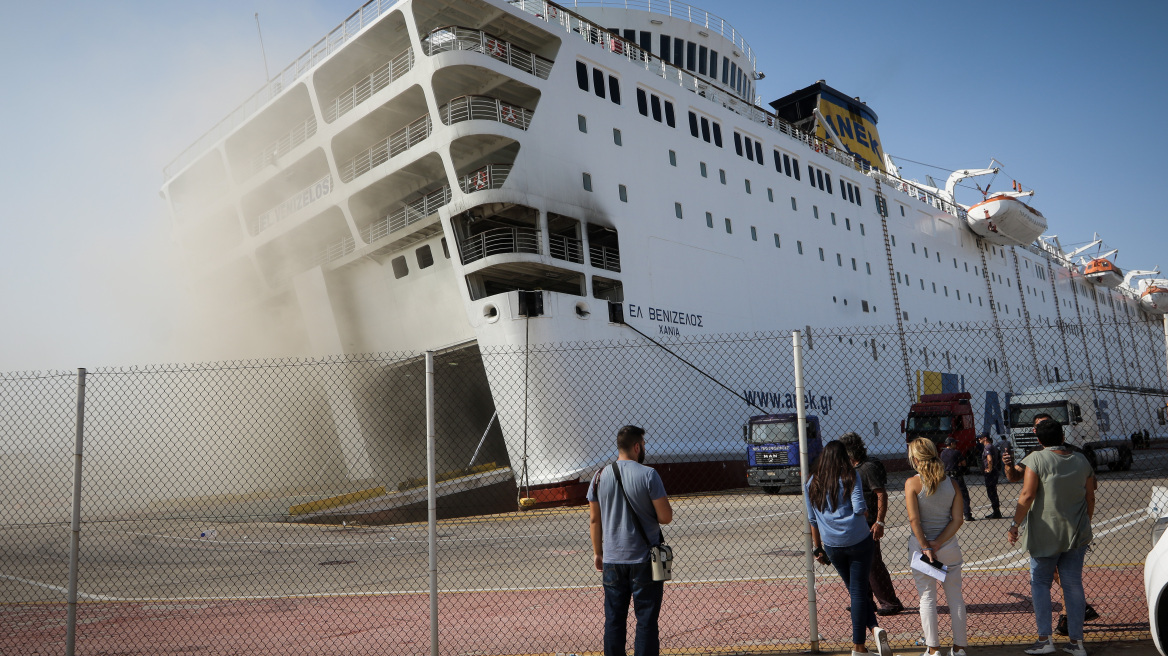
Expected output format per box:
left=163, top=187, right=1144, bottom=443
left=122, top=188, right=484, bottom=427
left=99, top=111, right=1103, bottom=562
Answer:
left=3, top=316, right=1166, bottom=655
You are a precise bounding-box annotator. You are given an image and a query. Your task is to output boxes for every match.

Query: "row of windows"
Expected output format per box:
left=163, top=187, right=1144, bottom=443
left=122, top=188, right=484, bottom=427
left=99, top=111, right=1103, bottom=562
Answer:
left=733, top=132, right=765, bottom=166
left=390, top=239, right=450, bottom=280
left=807, top=163, right=833, bottom=195
left=774, top=151, right=802, bottom=181
left=687, top=110, right=724, bottom=146
left=576, top=61, right=622, bottom=105
left=655, top=33, right=752, bottom=99
left=636, top=88, right=677, bottom=127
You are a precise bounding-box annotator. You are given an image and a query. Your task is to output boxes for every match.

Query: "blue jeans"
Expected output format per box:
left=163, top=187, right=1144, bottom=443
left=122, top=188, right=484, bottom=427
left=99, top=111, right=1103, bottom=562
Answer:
left=1030, top=545, right=1088, bottom=641
left=603, top=561, right=664, bottom=656
left=823, top=534, right=878, bottom=645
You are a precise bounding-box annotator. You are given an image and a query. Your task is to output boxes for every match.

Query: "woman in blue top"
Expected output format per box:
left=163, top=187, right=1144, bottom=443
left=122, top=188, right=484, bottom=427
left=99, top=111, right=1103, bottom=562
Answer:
left=807, top=441, right=890, bottom=656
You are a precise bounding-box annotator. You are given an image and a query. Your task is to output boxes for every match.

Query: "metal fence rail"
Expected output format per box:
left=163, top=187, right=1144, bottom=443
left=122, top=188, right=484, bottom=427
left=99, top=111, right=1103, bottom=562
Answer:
left=424, top=26, right=554, bottom=79
left=2, top=318, right=1165, bottom=655
left=323, top=47, right=415, bottom=123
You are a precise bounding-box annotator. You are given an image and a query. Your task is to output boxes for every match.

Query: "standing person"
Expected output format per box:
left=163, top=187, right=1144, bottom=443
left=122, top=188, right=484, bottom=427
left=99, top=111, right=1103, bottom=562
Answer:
left=904, top=438, right=968, bottom=656
left=588, top=425, right=673, bottom=656
left=807, top=441, right=891, bottom=656
left=940, top=438, right=975, bottom=522
left=839, top=432, right=904, bottom=616
left=1006, top=419, right=1095, bottom=656
left=980, top=433, right=1004, bottom=519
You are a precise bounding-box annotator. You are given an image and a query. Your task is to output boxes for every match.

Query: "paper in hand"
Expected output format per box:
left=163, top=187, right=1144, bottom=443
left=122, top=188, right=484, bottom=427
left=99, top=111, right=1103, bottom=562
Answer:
left=910, top=550, right=948, bottom=582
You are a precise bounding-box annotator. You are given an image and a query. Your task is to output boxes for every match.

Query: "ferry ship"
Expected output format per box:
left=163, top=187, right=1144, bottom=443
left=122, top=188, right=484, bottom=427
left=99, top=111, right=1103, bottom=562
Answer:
left=162, top=0, right=1168, bottom=506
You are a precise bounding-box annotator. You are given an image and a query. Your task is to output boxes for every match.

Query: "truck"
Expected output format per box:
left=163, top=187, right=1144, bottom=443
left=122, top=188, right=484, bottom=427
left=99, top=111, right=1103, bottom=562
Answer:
left=902, top=392, right=979, bottom=466
left=744, top=413, right=822, bottom=494
left=1006, top=382, right=1134, bottom=472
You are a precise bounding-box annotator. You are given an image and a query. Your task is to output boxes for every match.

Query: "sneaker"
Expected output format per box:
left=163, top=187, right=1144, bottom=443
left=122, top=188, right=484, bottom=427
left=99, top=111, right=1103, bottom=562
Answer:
left=964, top=516, right=976, bottom=522
left=1062, top=640, right=1087, bottom=656
left=950, top=649, right=968, bottom=656
left=1055, top=614, right=1068, bottom=636
left=872, top=626, right=890, bottom=656
left=1084, top=604, right=1099, bottom=622
left=985, top=512, right=1004, bottom=519
left=1025, top=638, right=1056, bottom=654
left=876, top=603, right=904, bottom=616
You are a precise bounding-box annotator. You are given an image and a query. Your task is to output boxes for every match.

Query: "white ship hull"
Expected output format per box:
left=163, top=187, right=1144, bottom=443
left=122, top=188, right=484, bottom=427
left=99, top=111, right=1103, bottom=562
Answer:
left=161, top=0, right=1167, bottom=498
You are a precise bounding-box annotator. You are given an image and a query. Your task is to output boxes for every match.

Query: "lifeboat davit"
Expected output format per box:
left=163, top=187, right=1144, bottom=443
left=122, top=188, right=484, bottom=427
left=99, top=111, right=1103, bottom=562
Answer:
left=1084, top=258, right=1123, bottom=288
left=1141, top=285, right=1168, bottom=315
left=965, top=195, right=1047, bottom=246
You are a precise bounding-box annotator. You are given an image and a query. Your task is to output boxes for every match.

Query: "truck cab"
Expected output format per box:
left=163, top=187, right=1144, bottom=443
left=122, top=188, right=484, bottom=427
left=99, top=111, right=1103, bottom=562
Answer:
left=903, top=392, right=977, bottom=465
left=744, top=413, right=822, bottom=494
left=1007, top=382, right=1134, bottom=472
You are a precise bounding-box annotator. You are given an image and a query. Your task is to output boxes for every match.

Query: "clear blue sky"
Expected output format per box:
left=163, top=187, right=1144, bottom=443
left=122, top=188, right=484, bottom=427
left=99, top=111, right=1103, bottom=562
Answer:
left=1, top=1, right=1164, bottom=371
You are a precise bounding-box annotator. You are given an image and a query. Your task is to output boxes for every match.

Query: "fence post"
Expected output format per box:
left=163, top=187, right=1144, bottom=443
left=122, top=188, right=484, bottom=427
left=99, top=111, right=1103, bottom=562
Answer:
left=426, top=351, right=438, bottom=656
left=65, top=368, right=87, bottom=656
left=792, top=332, right=819, bottom=652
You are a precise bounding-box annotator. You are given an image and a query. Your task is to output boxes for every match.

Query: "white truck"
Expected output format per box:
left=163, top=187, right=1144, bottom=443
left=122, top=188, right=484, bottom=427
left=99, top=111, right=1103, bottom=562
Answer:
left=1006, top=382, right=1134, bottom=472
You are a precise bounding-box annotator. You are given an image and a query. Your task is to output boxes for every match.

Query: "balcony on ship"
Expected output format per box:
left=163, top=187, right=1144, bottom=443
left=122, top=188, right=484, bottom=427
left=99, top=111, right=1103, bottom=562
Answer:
left=412, top=0, right=562, bottom=73
left=225, top=85, right=317, bottom=185
left=455, top=204, right=539, bottom=267
left=588, top=224, right=622, bottom=273
left=440, top=95, right=533, bottom=131
left=331, top=86, right=430, bottom=185
left=312, top=9, right=412, bottom=125
left=548, top=213, right=584, bottom=265
left=423, top=26, right=554, bottom=80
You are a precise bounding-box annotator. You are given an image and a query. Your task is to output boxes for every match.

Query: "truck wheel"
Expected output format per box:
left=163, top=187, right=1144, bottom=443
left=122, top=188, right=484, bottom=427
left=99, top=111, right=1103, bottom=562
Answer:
left=764, top=486, right=781, bottom=495
left=1083, top=448, right=1098, bottom=473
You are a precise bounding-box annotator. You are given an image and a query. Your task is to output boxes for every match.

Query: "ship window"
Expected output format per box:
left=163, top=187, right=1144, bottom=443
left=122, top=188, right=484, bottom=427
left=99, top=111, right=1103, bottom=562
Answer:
left=944, top=286, right=949, bottom=297
left=755, top=142, right=763, bottom=164
left=698, top=45, right=708, bottom=75
left=700, top=117, right=711, bottom=142
left=816, top=168, right=824, bottom=190
left=592, top=69, right=605, bottom=99
left=712, top=123, right=723, bottom=147
left=825, top=174, right=832, bottom=194
left=792, top=158, right=800, bottom=180
left=660, top=35, right=671, bottom=63
left=710, top=50, right=718, bottom=76
left=700, top=161, right=707, bottom=177
left=751, top=226, right=758, bottom=241
left=954, top=258, right=958, bottom=268
left=608, top=75, right=621, bottom=104
left=845, top=218, right=851, bottom=230
left=441, top=237, right=450, bottom=259
left=912, top=243, right=917, bottom=253
left=745, top=179, right=752, bottom=194
left=855, top=189, right=861, bottom=206
left=669, top=149, right=677, bottom=166
left=734, top=132, right=743, bottom=156
left=622, top=28, right=635, bottom=42
left=640, top=31, right=651, bottom=52
left=724, top=217, right=732, bottom=234
left=673, top=38, right=684, bottom=66
left=675, top=202, right=683, bottom=219
left=797, top=241, right=803, bottom=254
left=578, top=114, right=587, bottom=133
left=719, top=169, right=726, bottom=184
left=836, top=253, right=842, bottom=267
left=705, top=212, right=713, bottom=228
left=932, top=282, right=937, bottom=293
left=924, top=247, right=929, bottom=258
left=813, top=206, right=819, bottom=219
left=891, top=235, right=896, bottom=246
left=767, top=188, right=774, bottom=202
left=808, top=165, right=815, bottom=186
left=636, top=89, right=648, bottom=116
left=613, top=128, right=622, bottom=145
left=688, top=111, right=699, bottom=137
left=830, top=211, right=836, bottom=225
left=730, top=61, right=738, bottom=89
left=860, top=223, right=865, bottom=235
left=790, top=197, right=797, bottom=211
left=783, top=153, right=792, bottom=176
left=686, top=41, right=696, bottom=71
left=900, top=205, right=905, bottom=216
left=862, top=300, right=869, bottom=313
left=937, top=252, right=941, bottom=262
left=582, top=172, right=592, bottom=191
left=774, top=151, right=783, bottom=173
left=920, top=279, right=925, bottom=290
left=819, top=248, right=825, bottom=262
left=722, top=57, right=729, bottom=84
left=416, top=245, right=434, bottom=269
left=957, top=290, right=961, bottom=300
left=618, top=184, right=628, bottom=202
left=866, top=262, right=871, bottom=274
left=852, top=258, right=857, bottom=271
left=774, top=233, right=781, bottom=248
left=745, top=137, right=754, bottom=160
left=664, top=101, right=675, bottom=127
left=897, top=272, right=902, bottom=283
left=576, top=61, right=589, bottom=91
left=391, top=256, right=409, bottom=279
left=651, top=95, right=662, bottom=121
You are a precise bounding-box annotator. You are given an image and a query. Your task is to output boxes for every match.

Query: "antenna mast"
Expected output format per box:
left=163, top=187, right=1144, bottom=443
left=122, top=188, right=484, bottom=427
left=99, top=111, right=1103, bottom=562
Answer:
left=254, top=13, right=271, bottom=82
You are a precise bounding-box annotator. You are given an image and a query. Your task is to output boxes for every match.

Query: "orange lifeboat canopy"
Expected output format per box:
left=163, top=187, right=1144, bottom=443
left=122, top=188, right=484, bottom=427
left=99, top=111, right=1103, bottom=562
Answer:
left=1140, top=285, right=1168, bottom=315
left=1083, top=258, right=1123, bottom=288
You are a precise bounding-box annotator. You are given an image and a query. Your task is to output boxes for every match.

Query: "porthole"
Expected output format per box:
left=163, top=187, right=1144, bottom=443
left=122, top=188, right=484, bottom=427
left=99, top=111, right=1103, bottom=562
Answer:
left=484, top=304, right=500, bottom=323
left=576, top=302, right=591, bottom=319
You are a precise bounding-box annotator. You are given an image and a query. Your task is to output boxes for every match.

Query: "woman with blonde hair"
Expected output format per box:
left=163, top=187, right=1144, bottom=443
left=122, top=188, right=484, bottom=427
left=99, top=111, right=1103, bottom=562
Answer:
left=905, top=438, right=968, bottom=656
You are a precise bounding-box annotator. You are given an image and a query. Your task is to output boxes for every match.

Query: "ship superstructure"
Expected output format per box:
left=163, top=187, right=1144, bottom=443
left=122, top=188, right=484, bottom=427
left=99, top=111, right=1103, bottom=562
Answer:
left=162, top=0, right=1167, bottom=501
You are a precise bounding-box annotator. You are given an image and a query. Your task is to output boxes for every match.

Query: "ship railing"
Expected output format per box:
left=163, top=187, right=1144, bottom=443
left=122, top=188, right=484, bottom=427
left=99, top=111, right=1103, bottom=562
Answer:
left=251, top=174, right=333, bottom=235
left=549, top=234, right=584, bottom=263
left=324, top=47, right=415, bottom=123
left=425, top=27, right=554, bottom=80
left=459, top=164, right=513, bottom=193
left=441, top=96, right=533, bottom=131
left=338, top=115, right=433, bottom=183
left=243, top=115, right=318, bottom=180
left=164, top=0, right=399, bottom=181
left=312, top=185, right=452, bottom=268
left=460, top=227, right=542, bottom=265
left=590, top=244, right=621, bottom=272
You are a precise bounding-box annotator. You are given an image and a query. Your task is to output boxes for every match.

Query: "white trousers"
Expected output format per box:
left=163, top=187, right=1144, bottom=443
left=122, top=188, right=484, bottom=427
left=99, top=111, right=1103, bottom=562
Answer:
left=907, top=535, right=967, bottom=648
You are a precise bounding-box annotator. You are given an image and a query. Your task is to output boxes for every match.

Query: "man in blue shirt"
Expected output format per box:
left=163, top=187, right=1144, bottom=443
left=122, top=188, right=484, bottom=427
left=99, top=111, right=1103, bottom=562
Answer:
left=588, top=425, right=674, bottom=656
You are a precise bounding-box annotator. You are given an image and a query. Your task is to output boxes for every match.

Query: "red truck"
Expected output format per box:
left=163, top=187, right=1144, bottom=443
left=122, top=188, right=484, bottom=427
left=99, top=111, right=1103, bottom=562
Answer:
left=902, top=392, right=978, bottom=467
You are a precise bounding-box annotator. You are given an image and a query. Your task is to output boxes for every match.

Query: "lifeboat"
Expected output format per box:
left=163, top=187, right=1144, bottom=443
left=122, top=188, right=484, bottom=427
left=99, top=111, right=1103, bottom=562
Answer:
left=1141, top=284, right=1168, bottom=315
left=1084, top=258, right=1123, bottom=288
left=965, top=195, right=1047, bottom=246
